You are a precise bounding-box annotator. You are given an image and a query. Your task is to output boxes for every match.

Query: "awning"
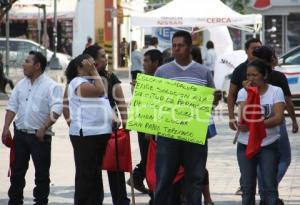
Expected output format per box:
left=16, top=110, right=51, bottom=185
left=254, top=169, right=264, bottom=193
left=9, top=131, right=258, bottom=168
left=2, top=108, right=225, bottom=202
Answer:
left=131, top=0, right=262, bottom=33
left=9, top=0, right=77, bottom=20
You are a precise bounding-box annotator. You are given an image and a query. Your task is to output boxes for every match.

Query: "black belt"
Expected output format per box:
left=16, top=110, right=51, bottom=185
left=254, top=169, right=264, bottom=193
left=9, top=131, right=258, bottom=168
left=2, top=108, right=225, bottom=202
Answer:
left=16, top=128, right=54, bottom=136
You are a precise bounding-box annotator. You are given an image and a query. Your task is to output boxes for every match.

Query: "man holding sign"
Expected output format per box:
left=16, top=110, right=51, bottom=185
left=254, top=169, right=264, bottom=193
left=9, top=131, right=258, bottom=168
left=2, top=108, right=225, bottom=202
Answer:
left=153, top=31, right=215, bottom=205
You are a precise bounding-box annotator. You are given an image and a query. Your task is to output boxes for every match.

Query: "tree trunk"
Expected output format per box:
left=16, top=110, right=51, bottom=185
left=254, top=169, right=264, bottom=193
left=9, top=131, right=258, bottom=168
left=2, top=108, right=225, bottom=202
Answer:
left=0, top=0, right=18, bottom=23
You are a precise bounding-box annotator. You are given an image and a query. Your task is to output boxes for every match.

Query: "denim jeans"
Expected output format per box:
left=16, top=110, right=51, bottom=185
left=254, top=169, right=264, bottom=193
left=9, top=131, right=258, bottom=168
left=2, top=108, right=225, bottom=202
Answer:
left=237, top=141, right=279, bottom=205
left=257, top=123, right=291, bottom=200
left=8, top=130, right=51, bottom=205
left=154, top=137, right=207, bottom=205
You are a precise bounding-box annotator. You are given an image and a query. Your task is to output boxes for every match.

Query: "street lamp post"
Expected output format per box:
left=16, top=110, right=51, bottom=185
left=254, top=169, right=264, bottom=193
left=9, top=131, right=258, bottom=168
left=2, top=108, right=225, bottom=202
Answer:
left=49, top=0, right=61, bottom=70
left=5, top=9, right=9, bottom=76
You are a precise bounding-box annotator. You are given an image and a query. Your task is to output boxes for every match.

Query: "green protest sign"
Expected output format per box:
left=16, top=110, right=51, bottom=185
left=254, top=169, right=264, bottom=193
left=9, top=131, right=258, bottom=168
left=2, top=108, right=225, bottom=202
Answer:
left=126, top=74, right=215, bottom=144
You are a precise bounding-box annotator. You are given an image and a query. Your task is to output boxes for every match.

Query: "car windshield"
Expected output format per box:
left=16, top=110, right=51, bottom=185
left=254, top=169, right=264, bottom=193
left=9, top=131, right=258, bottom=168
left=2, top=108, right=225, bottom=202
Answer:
left=285, top=52, right=300, bottom=65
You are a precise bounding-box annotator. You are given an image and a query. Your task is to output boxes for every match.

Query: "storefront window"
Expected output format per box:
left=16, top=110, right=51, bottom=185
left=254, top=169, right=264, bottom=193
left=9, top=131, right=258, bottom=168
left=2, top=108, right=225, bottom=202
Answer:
left=264, top=15, right=283, bottom=56
left=287, top=13, right=300, bottom=51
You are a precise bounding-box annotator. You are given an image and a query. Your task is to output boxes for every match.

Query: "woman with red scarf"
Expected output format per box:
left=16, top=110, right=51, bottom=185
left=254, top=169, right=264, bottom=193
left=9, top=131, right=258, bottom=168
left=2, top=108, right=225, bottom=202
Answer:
left=236, top=59, right=285, bottom=205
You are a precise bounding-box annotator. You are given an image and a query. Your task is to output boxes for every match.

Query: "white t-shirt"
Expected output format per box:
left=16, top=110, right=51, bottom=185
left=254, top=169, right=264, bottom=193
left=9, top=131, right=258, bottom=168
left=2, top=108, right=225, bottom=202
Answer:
left=204, top=49, right=217, bottom=71
left=68, top=77, right=112, bottom=136
left=236, top=84, right=285, bottom=146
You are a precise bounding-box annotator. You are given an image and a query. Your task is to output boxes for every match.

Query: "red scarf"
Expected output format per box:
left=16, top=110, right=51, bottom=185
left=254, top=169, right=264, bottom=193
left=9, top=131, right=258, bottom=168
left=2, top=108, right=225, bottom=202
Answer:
left=240, top=87, right=266, bottom=159
left=3, top=133, right=15, bottom=177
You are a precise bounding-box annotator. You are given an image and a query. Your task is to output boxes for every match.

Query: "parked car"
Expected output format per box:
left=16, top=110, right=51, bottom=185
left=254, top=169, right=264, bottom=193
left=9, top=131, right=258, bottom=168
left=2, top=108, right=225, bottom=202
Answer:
left=217, top=47, right=300, bottom=104
left=276, top=45, right=300, bottom=103
left=0, top=38, right=71, bottom=69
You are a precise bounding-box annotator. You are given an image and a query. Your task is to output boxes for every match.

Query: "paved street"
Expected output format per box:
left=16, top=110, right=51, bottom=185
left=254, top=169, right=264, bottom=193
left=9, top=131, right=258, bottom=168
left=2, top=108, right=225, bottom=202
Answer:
left=0, top=69, right=300, bottom=205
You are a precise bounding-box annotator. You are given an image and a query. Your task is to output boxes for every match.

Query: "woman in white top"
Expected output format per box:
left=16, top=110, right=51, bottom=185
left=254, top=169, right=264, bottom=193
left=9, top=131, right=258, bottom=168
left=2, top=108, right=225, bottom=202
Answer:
left=236, top=59, right=285, bottom=205
left=64, top=54, right=112, bottom=205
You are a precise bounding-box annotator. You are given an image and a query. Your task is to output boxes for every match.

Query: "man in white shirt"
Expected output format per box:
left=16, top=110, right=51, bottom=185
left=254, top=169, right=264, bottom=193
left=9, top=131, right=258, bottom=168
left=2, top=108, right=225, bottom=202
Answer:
left=1, top=51, right=63, bottom=205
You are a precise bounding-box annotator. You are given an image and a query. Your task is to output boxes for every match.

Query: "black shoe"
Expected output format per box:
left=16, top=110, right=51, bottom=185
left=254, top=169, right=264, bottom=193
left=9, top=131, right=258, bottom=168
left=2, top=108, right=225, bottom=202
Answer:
left=126, top=178, right=149, bottom=194
left=278, top=198, right=284, bottom=205
left=235, top=187, right=242, bottom=195
left=260, top=199, right=284, bottom=205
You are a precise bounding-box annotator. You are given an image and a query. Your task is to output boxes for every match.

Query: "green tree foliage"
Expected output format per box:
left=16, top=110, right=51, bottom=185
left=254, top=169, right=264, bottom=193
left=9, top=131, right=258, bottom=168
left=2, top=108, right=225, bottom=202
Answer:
left=0, top=0, right=18, bottom=22
left=221, top=0, right=251, bottom=14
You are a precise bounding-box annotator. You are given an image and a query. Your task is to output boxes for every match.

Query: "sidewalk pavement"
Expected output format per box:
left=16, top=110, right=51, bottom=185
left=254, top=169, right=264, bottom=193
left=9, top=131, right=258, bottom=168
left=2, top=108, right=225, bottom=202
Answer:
left=0, top=68, right=300, bottom=204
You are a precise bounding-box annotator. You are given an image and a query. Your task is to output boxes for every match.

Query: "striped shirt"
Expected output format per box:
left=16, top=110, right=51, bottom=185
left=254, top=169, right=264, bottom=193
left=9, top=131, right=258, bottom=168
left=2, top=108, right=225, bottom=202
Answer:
left=155, top=60, right=215, bottom=88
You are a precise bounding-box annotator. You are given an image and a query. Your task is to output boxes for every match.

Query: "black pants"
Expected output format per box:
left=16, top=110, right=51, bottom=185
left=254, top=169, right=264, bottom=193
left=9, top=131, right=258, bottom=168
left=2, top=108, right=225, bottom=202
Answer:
left=0, top=76, right=14, bottom=93
left=8, top=130, right=51, bottom=205
left=130, top=71, right=142, bottom=81
left=107, top=171, right=130, bottom=205
left=203, top=168, right=209, bottom=185
left=132, top=132, right=149, bottom=183
left=120, top=54, right=126, bottom=67
left=70, top=134, right=110, bottom=205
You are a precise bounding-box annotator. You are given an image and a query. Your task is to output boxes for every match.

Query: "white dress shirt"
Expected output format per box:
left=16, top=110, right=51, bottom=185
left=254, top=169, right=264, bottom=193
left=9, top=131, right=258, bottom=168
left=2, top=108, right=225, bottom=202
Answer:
left=6, top=73, right=63, bottom=131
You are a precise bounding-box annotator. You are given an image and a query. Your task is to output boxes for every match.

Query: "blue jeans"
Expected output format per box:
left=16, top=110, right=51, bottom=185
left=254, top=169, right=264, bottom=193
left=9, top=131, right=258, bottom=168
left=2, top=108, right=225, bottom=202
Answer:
left=237, top=141, right=279, bottom=205
left=257, top=123, right=291, bottom=200
left=154, top=137, right=207, bottom=205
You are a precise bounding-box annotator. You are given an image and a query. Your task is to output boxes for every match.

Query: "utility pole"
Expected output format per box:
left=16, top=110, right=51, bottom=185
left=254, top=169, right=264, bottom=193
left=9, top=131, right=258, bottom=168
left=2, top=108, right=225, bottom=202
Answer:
left=112, top=0, right=117, bottom=70
left=49, top=0, right=61, bottom=70
left=5, top=9, right=9, bottom=76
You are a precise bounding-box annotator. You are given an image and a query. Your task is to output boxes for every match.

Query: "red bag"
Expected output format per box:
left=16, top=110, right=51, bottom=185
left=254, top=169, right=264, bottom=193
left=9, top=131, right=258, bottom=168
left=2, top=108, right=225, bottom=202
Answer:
left=3, top=133, right=15, bottom=177
left=101, top=129, right=132, bottom=172
left=146, top=138, right=184, bottom=192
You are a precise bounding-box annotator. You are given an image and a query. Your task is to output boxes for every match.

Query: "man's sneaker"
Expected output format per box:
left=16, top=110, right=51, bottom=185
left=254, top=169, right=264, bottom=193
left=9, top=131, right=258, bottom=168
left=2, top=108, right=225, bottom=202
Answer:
left=126, top=178, right=150, bottom=194
left=235, top=187, right=243, bottom=195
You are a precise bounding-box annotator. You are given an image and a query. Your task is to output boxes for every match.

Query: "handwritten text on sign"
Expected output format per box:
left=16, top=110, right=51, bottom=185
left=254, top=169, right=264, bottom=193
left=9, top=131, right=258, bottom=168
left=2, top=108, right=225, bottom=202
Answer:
left=127, top=74, right=215, bottom=144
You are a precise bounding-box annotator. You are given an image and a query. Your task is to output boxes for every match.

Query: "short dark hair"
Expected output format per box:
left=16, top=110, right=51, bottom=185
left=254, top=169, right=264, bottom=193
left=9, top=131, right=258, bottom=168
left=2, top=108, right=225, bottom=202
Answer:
left=245, top=38, right=262, bottom=50
left=150, top=36, right=158, bottom=46
left=144, top=49, right=163, bottom=67
left=191, top=45, right=203, bottom=64
left=252, top=45, right=273, bottom=64
left=172, top=30, right=192, bottom=46
left=83, top=44, right=103, bottom=60
left=206, top=41, right=214, bottom=49
left=162, top=48, right=173, bottom=64
left=247, top=58, right=271, bottom=78
left=29, top=51, right=47, bottom=72
left=131, top=40, right=137, bottom=52
left=65, top=54, right=91, bottom=83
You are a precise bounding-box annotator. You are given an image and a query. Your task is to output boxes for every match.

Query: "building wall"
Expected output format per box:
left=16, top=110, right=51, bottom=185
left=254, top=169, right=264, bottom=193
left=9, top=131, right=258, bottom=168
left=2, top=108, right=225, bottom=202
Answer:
left=95, top=0, right=105, bottom=45
left=72, top=0, right=95, bottom=57
left=247, top=0, right=300, bottom=54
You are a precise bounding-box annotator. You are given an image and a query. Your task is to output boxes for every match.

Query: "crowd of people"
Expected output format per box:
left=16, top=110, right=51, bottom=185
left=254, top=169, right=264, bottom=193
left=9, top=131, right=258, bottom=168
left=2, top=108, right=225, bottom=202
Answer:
left=1, top=30, right=299, bottom=205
